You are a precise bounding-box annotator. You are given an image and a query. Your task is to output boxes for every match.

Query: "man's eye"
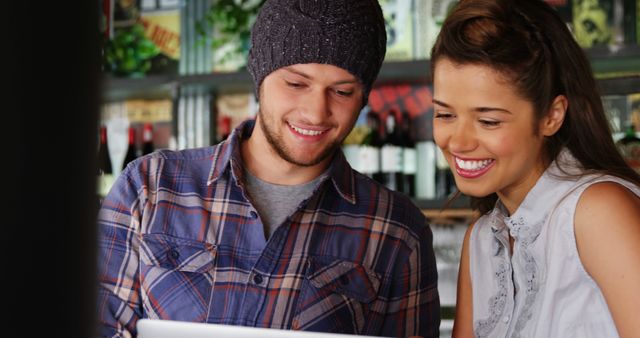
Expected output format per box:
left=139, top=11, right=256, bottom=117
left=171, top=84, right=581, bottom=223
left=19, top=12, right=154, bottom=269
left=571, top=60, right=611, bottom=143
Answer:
left=285, top=81, right=304, bottom=88
left=336, top=90, right=353, bottom=97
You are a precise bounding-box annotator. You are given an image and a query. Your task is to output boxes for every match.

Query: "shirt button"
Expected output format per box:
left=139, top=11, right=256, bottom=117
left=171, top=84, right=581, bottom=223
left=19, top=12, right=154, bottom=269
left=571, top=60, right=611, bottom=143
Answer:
left=168, top=249, right=180, bottom=260
left=249, top=211, right=258, bottom=219
left=253, top=273, right=263, bottom=285
left=503, top=315, right=510, bottom=323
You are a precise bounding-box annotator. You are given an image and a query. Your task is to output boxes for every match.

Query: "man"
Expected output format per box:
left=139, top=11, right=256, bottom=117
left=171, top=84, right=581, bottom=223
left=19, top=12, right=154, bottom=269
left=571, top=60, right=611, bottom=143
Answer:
left=97, top=0, right=440, bottom=337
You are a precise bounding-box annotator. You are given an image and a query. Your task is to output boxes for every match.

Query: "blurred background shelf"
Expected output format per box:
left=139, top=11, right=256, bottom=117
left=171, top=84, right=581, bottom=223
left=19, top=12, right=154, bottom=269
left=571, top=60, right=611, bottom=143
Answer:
left=413, top=195, right=478, bottom=224
left=102, top=48, right=640, bottom=101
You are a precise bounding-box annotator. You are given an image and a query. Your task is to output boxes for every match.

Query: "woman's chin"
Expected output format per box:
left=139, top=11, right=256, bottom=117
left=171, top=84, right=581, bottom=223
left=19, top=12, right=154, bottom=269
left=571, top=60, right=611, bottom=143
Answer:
left=457, top=186, right=493, bottom=198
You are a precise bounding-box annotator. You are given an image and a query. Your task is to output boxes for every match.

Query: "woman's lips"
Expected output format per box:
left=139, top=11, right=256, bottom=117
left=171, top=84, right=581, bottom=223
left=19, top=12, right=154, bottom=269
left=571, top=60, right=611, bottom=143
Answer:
left=454, top=156, right=495, bottom=178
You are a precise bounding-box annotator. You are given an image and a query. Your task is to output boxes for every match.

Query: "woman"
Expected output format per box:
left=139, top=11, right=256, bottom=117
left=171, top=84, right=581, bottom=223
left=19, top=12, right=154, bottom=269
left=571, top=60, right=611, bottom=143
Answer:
left=430, top=0, right=640, bottom=337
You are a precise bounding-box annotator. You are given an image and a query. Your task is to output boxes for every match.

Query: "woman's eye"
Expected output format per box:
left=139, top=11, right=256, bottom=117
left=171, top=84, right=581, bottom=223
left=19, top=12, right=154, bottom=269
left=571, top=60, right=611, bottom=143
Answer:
left=434, top=112, right=454, bottom=120
left=479, top=119, right=501, bottom=127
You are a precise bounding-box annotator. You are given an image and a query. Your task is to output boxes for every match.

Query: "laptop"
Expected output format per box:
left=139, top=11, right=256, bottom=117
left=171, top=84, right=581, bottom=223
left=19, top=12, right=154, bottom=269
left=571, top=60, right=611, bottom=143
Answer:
left=137, top=319, right=389, bottom=338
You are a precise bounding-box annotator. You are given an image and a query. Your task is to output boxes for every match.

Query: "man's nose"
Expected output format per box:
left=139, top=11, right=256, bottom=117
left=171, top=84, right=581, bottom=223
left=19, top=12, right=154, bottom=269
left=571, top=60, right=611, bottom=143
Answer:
left=301, top=91, right=330, bottom=123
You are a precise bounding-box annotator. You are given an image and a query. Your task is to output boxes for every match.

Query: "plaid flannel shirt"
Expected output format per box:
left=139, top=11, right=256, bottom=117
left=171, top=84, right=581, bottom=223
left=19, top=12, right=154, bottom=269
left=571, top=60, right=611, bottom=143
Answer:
left=97, top=120, right=440, bottom=338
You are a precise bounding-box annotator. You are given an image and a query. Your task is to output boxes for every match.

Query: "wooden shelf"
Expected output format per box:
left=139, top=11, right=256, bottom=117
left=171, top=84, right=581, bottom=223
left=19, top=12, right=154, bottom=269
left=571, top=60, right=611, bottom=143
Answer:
left=422, top=208, right=478, bottom=225
left=596, top=76, right=640, bottom=95
left=588, top=45, right=640, bottom=77
left=102, top=74, right=177, bottom=102
left=412, top=195, right=471, bottom=209
left=102, top=46, right=640, bottom=101
left=412, top=195, right=478, bottom=224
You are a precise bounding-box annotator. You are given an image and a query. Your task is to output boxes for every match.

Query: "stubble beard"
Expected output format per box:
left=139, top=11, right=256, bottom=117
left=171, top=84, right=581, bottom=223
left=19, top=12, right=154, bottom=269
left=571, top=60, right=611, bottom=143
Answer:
left=257, top=107, right=341, bottom=167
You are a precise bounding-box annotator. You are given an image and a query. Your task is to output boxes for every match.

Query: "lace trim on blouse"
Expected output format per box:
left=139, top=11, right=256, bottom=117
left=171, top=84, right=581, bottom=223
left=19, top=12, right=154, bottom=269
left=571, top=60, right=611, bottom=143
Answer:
left=474, top=210, right=545, bottom=338
left=474, top=211, right=509, bottom=338
left=506, top=215, right=544, bottom=338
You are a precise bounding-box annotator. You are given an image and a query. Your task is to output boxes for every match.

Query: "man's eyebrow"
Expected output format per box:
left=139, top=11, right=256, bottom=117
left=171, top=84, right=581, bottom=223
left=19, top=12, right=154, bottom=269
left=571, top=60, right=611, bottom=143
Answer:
left=282, top=67, right=311, bottom=79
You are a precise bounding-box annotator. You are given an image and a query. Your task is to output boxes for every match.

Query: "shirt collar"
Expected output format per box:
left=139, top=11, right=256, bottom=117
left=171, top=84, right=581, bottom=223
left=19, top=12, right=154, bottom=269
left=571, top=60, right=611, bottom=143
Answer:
left=207, top=119, right=357, bottom=204
left=490, top=148, right=582, bottom=244
left=325, top=149, right=357, bottom=204
left=206, top=118, right=248, bottom=186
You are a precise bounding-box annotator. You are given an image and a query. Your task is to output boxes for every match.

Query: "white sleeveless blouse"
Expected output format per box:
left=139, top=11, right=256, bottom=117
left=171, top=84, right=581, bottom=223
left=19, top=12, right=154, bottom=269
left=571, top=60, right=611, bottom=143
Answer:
left=469, top=150, right=640, bottom=338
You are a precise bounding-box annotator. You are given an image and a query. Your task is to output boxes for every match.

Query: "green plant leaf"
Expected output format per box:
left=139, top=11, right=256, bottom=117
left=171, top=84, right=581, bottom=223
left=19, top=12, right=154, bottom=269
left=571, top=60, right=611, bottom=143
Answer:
left=195, top=0, right=265, bottom=66
left=101, top=23, right=163, bottom=77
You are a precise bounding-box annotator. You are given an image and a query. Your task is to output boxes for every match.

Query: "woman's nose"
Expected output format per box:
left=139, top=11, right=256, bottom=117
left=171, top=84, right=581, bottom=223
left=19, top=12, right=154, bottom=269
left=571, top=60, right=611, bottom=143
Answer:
left=448, top=122, right=477, bottom=152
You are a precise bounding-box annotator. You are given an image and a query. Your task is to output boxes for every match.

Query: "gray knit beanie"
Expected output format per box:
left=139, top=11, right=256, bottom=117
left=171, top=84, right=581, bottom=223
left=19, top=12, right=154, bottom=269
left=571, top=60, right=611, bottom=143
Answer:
left=247, top=0, right=387, bottom=105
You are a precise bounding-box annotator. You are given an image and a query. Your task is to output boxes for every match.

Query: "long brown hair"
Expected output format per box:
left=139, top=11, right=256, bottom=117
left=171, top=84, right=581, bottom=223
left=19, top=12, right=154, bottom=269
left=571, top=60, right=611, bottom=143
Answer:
left=430, top=0, right=640, bottom=214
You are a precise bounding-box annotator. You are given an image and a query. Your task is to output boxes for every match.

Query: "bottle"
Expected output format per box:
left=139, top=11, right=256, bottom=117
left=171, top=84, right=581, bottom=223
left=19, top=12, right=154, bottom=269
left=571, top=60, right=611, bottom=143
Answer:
left=400, top=111, right=417, bottom=197
left=616, top=123, right=640, bottom=173
left=97, top=125, right=115, bottom=199
left=142, top=122, right=154, bottom=155
left=380, top=111, right=405, bottom=192
left=122, top=126, right=138, bottom=170
left=435, top=147, right=456, bottom=199
left=98, top=125, right=113, bottom=175
left=359, top=110, right=383, bottom=180
left=416, top=140, right=437, bottom=199
left=370, top=111, right=387, bottom=185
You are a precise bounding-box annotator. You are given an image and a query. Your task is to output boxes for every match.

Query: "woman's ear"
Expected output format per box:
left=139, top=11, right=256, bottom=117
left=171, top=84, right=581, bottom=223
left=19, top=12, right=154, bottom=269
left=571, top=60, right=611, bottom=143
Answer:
left=541, top=95, right=568, bottom=137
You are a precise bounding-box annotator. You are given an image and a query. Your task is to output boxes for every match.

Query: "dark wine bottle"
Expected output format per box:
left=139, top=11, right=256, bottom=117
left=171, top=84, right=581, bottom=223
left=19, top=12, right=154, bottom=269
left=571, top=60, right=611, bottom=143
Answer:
left=122, top=126, right=138, bottom=170
left=380, top=111, right=405, bottom=192
left=142, top=122, right=154, bottom=155
left=97, top=125, right=114, bottom=199
left=400, top=110, right=416, bottom=197
left=360, top=110, right=382, bottom=180
left=435, top=147, right=456, bottom=199
left=98, top=125, right=112, bottom=175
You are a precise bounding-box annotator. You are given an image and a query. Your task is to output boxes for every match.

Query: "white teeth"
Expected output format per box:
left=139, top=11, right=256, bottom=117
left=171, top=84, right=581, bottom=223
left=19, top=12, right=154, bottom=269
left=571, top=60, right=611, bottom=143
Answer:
left=455, top=157, right=493, bottom=171
left=290, top=123, right=325, bottom=136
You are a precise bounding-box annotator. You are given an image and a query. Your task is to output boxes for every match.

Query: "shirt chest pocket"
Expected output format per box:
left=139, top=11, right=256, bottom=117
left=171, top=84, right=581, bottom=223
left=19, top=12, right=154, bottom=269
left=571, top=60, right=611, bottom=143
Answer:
left=293, top=257, right=383, bottom=334
left=139, top=234, right=217, bottom=321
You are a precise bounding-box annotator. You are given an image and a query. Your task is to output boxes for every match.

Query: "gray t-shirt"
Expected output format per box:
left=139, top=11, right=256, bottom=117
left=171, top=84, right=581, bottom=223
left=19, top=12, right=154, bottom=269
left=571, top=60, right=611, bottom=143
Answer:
left=244, top=169, right=327, bottom=239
